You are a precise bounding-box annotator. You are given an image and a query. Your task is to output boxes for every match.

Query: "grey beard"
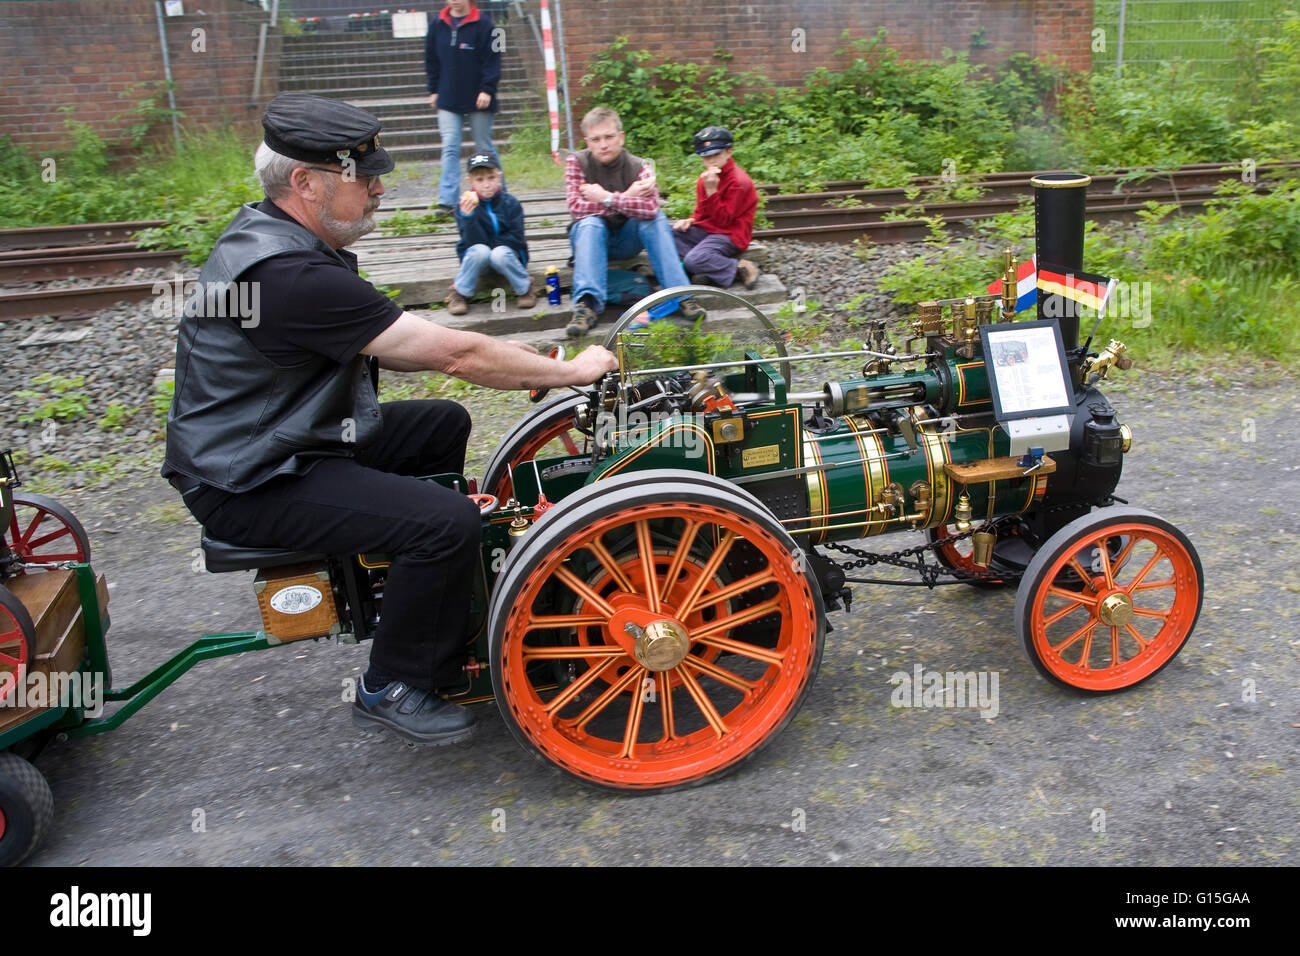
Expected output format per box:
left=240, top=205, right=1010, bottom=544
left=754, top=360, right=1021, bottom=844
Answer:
left=320, top=206, right=376, bottom=247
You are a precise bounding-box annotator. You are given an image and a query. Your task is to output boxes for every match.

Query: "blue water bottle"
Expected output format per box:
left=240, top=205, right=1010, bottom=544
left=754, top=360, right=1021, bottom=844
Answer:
left=546, top=266, right=561, bottom=306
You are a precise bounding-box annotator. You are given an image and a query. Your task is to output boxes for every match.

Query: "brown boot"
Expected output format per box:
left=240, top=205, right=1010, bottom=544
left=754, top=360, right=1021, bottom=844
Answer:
left=736, top=259, right=760, bottom=290
left=516, top=277, right=538, bottom=309
left=446, top=286, right=469, bottom=316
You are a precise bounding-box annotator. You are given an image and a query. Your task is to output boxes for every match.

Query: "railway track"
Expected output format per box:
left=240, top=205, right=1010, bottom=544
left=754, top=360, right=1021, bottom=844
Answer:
left=2, top=161, right=1291, bottom=320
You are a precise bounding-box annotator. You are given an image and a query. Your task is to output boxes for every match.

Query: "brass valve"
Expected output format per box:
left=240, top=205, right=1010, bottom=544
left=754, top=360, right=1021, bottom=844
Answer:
left=1086, top=339, right=1134, bottom=381
left=508, top=499, right=530, bottom=537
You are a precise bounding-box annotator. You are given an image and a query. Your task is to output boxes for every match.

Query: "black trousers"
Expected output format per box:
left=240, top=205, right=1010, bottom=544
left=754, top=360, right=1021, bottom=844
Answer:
left=195, top=400, right=479, bottom=688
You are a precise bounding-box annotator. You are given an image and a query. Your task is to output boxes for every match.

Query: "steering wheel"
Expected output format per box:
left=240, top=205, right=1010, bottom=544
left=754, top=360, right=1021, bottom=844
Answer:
left=530, top=345, right=567, bottom=403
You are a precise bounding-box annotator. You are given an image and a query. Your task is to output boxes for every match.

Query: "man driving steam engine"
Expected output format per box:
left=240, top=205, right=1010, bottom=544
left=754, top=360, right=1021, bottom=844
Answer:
left=162, top=94, right=617, bottom=746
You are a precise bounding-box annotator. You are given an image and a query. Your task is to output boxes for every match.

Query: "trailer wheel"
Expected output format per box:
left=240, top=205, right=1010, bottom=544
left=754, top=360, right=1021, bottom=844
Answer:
left=0, top=752, right=54, bottom=866
left=0, top=585, right=34, bottom=707
left=7, top=492, right=91, bottom=565
left=481, top=394, right=588, bottom=502
left=1015, top=508, right=1203, bottom=692
left=488, top=471, right=825, bottom=791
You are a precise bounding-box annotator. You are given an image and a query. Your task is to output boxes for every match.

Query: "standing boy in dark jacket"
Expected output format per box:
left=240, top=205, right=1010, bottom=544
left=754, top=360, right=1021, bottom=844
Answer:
left=448, top=153, right=535, bottom=315
left=425, top=1, right=502, bottom=213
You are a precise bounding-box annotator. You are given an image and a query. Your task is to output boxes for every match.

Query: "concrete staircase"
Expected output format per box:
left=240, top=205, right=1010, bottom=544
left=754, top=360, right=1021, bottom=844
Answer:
left=277, top=29, right=543, bottom=162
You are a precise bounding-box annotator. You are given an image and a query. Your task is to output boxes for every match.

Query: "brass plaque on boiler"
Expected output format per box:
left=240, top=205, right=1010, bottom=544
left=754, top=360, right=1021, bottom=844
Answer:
left=742, top=444, right=780, bottom=468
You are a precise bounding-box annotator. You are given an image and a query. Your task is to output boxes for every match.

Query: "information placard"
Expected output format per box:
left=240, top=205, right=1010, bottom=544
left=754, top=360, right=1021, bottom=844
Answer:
left=979, top=320, right=1074, bottom=421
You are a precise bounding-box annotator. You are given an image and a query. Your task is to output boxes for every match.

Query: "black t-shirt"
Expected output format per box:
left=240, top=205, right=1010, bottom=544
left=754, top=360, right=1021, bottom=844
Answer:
left=237, top=200, right=402, bottom=366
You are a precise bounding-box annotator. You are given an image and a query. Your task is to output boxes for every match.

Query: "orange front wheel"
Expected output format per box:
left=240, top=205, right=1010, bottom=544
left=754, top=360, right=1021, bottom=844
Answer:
left=487, top=471, right=825, bottom=791
left=1014, top=507, right=1203, bottom=692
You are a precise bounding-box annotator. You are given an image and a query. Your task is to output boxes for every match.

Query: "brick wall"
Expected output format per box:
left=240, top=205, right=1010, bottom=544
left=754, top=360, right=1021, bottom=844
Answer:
left=557, top=0, right=1093, bottom=114
left=0, top=0, right=279, bottom=155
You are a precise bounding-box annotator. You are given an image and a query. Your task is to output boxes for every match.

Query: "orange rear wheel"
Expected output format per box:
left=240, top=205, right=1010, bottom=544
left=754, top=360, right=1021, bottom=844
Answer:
left=481, top=394, right=587, bottom=503
left=1015, top=508, right=1203, bottom=692
left=489, top=472, right=824, bottom=791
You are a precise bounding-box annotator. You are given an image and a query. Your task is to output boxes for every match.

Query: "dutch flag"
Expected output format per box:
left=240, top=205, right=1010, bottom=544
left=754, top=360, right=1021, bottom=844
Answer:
left=986, top=255, right=1037, bottom=315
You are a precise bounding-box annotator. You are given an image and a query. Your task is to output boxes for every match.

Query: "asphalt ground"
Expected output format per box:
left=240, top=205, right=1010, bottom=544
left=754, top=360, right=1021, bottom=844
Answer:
left=17, top=364, right=1300, bottom=867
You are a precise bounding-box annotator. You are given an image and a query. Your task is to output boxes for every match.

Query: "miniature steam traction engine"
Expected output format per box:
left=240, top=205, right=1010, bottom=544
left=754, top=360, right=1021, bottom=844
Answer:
left=0, top=173, right=1202, bottom=862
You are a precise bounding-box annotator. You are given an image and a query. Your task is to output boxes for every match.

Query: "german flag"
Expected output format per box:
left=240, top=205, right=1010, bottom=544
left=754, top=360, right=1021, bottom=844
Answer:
left=1037, top=263, right=1117, bottom=312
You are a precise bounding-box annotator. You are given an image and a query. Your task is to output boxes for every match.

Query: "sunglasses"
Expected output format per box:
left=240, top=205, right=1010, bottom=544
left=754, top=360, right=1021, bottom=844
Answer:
left=304, top=166, right=381, bottom=190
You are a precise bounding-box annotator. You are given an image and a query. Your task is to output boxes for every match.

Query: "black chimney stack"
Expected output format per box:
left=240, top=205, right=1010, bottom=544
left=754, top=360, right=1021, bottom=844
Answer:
left=1032, top=173, right=1091, bottom=351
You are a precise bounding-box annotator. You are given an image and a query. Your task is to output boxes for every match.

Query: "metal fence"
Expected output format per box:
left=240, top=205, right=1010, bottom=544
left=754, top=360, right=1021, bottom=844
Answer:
left=1092, top=0, right=1292, bottom=81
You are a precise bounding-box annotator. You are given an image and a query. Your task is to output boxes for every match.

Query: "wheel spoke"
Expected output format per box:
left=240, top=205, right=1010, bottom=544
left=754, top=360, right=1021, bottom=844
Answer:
left=686, top=569, right=779, bottom=612
left=543, top=656, right=622, bottom=715
left=1048, top=585, right=1098, bottom=606
left=619, top=668, right=650, bottom=758
left=16, top=512, right=45, bottom=546
left=1130, top=576, right=1175, bottom=593
left=585, top=538, right=635, bottom=594
left=1043, top=600, right=1086, bottom=627
left=1078, top=627, right=1095, bottom=668
left=522, top=644, right=627, bottom=660
left=552, top=564, right=618, bottom=617
left=690, top=597, right=784, bottom=641
left=634, top=520, right=660, bottom=614
left=524, top=612, right=608, bottom=633
left=26, top=527, right=73, bottom=551
left=659, top=671, right=677, bottom=741
left=1096, top=535, right=1115, bottom=589
left=571, top=664, right=644, bottom=731
left=659, top=519, right=703, bottom=604
left=672, top=664, right=729, bottom=737
left=1128, top=548, right=1164, bottom=589
left=1131, top=605, right=1170, bottom=620
left=675, top=529, right=739, bottom=620
left=691, top=632, right=785, bottom=666
left=1124, top=623, right=1150, bottom=649
left=560, top=433, right=581, bottom=455
left=1111, top=535, right=1138, bottom=574
left=1067, top=556, right=1094, bottom=588
left=1110, top=626, right=1121, bottom=666
left=1051, top=619, right=1097, bottom=655
left=683, top=653, right=756, bottom=693
left=0, top=651, right=22, bottom=667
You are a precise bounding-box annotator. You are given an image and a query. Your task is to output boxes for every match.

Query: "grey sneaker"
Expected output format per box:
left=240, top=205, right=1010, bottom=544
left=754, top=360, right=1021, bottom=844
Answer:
left=352, top=678, right=476, bottom=745
left=736, top=259, right=760, bottom=290
left=566, top=301, right=599, bottom=338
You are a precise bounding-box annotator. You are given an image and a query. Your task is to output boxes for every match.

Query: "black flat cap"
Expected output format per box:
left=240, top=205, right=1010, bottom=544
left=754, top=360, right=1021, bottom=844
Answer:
left=262, top=93, right=395, bottom=176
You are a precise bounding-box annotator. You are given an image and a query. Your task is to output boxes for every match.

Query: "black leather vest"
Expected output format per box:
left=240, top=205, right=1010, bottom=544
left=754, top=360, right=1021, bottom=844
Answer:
left=162, top=203, right=382, bottom=493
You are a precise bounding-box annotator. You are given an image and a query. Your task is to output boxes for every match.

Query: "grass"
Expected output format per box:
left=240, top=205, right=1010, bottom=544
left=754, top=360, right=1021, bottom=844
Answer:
left=1092, top=0, right=1294, bottom=86
left=0, top=123, right=258, bottom=230
left=501, top=112, right=565, bottom=191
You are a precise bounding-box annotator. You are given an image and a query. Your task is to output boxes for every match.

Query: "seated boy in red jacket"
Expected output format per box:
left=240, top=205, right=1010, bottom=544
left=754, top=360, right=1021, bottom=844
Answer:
left=672, top=126, right=760, bottom=290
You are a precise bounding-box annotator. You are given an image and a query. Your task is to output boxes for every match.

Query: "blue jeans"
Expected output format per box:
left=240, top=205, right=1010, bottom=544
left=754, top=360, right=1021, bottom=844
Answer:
left=454, top=244, right=531, bottom=297
left=437, top=109, right=502, bottom=209
left=569, top=212, right=690, bottom=312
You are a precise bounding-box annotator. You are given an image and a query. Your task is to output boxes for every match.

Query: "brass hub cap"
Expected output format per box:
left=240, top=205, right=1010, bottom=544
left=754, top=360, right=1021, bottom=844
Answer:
left=1098, top=592, right=1135, bottom=627
left=633, top=620, right=691, bottom=671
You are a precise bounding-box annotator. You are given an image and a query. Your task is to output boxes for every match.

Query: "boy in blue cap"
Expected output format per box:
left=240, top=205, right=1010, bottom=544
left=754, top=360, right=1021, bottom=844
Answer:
left=447, top=153, right=536, bottom=315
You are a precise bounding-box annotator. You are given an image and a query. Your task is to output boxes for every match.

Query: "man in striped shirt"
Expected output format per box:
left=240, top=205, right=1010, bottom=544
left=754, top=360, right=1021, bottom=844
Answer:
left=564, top=107, right=700, bottom=337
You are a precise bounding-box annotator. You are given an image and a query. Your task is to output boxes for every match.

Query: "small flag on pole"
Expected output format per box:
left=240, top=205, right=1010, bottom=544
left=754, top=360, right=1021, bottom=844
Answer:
left=986, top=255, right=1037, bottom=314
left=1037, top=263, right=1118, bottom=314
